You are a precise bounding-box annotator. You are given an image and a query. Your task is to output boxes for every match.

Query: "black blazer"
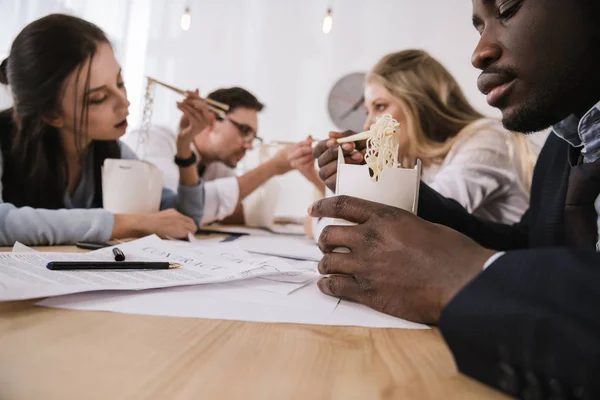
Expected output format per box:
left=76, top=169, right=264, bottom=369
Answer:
left=418, top=133, right=600, bottom=399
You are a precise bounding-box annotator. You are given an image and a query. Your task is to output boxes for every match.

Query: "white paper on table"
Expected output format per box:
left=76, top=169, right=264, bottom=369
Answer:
left=102, top=158, right=163, bottom=214
left=170, top=236, right=225, bottom=248
left=12, top=242, right=38, bottom=253
left=37, top=282, right=428, bottom=329
left=234, top=235, right=323, bottom=261
left=264, top=223, right=305, bottom=236
left=0, top=236, right=311, bottom=301
left=184, top=235, right=318, bottom=294
left=333, top=147, right=421, bottom=225
left=107, top=236, right=317, bottom=295
left=195, top=224, right=305, bottom=237
left=197, top=226, right=274, bottom=237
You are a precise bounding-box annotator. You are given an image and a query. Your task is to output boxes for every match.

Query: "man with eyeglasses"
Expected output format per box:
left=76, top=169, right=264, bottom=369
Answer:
left=127, top=87, right=295, bottom=225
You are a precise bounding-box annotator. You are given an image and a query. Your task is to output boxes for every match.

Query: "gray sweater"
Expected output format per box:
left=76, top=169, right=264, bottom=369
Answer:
left=0, top=141, right=205, bottom=246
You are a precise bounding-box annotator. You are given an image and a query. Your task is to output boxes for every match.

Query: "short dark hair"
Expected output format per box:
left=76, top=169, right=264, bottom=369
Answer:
left=207, top=87, right=264, bottom=113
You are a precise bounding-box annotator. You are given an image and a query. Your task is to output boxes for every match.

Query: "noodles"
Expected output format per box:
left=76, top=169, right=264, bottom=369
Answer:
left=136, top=78, right=157, bottom=158
left=364, top=113, right=401, bottom=181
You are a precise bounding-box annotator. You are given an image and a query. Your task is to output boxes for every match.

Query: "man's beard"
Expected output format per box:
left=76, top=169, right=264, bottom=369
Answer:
left=502, top=53, right=599, bottom=133
left=501, top=99, right=560, bottom=134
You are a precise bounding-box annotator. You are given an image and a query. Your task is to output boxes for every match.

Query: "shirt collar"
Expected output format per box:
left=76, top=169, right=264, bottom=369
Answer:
left=553, top=100, right=600, bottom=163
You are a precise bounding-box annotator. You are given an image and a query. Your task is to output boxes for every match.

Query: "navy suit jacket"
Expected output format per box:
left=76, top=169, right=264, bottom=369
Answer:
left=418, top=133, right=600, bottom=399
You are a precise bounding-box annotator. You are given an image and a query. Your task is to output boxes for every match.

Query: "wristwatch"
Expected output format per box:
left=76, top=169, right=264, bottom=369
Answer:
left=174, top=152, right=197, bottom=167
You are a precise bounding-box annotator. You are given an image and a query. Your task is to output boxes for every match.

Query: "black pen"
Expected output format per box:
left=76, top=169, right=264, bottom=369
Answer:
left=76, top=241, right=109, bottom=250
left=112, top=247, right=126, bottom=261
left=196, top=228, right=249, bottom=236
left=46, top=261, right=181, bottom=271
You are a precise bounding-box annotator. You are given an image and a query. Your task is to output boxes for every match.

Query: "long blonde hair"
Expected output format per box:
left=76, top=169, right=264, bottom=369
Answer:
left=367, top=49, right=535, bottom=191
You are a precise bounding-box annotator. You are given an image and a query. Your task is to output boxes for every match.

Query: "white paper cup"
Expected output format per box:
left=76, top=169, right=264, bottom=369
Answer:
left=102, top=159, right=164, bottom=214
left=326, top=148, right=421, bottom=252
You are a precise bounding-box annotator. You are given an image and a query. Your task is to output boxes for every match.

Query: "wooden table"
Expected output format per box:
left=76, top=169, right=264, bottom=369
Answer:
left=0, top=245, right=508, bottom=400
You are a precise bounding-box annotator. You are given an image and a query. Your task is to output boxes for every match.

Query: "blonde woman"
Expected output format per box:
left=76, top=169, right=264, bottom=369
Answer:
left=309, top=49, right=537, bottom=237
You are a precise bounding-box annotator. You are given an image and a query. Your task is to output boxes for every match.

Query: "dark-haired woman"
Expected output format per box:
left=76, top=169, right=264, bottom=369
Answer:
left=0, top=14, right=212, bottom=245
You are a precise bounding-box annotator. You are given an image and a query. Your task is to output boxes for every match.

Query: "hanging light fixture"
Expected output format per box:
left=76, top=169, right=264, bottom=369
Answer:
left=322, top=7, right=333, bottom=34
left=180, top=7, right=191, bottom=31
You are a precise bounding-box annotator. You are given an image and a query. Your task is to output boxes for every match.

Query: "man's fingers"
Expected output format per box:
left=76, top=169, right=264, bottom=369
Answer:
left=327, top=131, right=345, bottom=139
left=355, top=139, right=367, bottom=151
left=183, top=97, right=210, bottom=114
left=317, top=275, right=361, bottom=301
left=317, top=158, right=338, bottom=183
left=317, top=224, right=360, bottom=253
left=324, top=174, right=337, bottom=192
left=317, top=144, right=358, bottom=168
left=179, top=102, right=211, bottom=129
left=309, top=195, right=377, bottom=223
left=200, top=107, right=216, bottom=126
left=317, top=146, right=339, bottom=168
left=327, top=130, right=355, bottom=140
left=350, top=151, right=364, bottom=162
left=313, top=139, right=331, bottom=159
left=177, top=103, right=198, bottom=120
left=318, top=253, right=360, bottom=275
left=186, top=90, right=201, bottom=100
left=318, top=152, right=364, bottom=190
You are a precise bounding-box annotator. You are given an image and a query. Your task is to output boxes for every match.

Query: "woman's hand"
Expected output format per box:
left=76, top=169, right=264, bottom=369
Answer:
left=113, top=209, right=197, bottom=240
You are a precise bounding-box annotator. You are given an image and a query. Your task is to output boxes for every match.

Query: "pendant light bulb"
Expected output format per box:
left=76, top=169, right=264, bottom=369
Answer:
left=322, top=8, right=333, bottom=34
left=181, top=7, right=191, bottom=31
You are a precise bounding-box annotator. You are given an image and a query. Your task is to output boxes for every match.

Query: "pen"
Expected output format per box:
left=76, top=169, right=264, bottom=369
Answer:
left=112, top=247, right=126, bottom=261
left=46, top=261, right=181, bottom=271
left=196, top=228, right=249, bottom=236
left=76, top=241, right=109, bottom=250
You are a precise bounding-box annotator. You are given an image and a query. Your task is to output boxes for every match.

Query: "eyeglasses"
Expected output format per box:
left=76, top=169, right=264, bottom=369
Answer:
left=216, top=114, right=263, bottom=146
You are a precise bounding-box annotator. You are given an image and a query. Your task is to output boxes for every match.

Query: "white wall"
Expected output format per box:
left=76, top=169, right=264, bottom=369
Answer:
left=0, top=0, right=148, bottom=110
left=140, top=0, right=494, bottom=141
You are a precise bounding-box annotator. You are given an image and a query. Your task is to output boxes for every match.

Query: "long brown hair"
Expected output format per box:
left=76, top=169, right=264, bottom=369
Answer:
left=0, top=14, right=120, bottom=209
left=367, top=49, right=535, bottom=190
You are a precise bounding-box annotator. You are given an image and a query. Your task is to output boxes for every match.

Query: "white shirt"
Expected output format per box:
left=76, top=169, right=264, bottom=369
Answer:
left=123, top=126, right=239, bottom=225
left=422, top=119, right=531, bottom=224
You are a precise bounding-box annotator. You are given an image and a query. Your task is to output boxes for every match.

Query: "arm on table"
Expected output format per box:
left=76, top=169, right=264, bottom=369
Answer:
left=0, top=203, right=115, bottom=246
left=207, top=149, right=292, bottom=226
left=219, top=203, right=245, bottom=225
left=441, top=248, right=600, bottom=398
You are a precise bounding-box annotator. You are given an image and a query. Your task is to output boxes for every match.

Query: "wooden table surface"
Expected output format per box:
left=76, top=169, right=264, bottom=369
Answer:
left=0, top=244, right=508, bottom=400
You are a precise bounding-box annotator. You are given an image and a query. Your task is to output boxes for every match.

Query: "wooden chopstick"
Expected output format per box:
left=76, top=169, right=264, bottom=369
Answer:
left=147, top=77, right=186, bottom=95
left=270, top=140, right=323, bottom=146
left=146, top=77, right=230, bottom=111
left=205, top=98, right=230, bottom=112
left=208, top=105, right=226, bottom=118
left=263, top=140, right=324, bottom=148
left=335, top=131, right=371, bottom=143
